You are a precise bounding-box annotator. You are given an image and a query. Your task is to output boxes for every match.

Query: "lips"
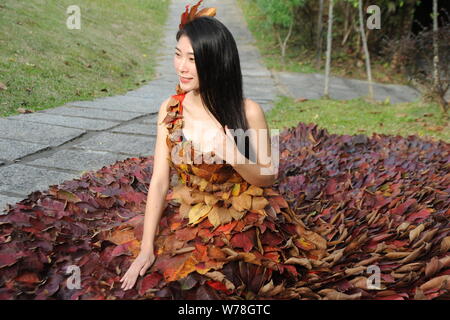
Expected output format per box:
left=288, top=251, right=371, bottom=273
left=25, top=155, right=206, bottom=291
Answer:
left=179, top=76, right=193, bottom=83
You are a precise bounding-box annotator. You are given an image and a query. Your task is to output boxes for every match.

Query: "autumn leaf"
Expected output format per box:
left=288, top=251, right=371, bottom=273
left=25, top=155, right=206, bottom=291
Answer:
left=208, top=205, right=233, bottom=228
left=230, top=229, right=255, bottom=252
left=138, top=273, right=163, bottom=296
left=188, top=203, right=213, bottom=225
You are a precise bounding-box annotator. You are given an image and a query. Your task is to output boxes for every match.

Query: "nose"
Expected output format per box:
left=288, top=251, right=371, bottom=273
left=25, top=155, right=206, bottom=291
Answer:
left=177, top=57, right=188, bottom=73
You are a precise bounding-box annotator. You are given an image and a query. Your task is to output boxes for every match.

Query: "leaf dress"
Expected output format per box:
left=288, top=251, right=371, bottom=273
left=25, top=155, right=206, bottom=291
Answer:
left=139, top=85, right=328, bottom=299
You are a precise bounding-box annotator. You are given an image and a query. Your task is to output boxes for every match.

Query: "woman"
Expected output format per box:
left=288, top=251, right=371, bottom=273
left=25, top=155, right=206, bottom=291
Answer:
left=119, top=3, right=325, bottom=299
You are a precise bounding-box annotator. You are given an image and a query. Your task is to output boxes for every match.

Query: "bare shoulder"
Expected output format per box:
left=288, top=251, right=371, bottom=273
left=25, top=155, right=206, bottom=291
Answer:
left=243, top=98, right=267, bottom=127
left=244, top=98, right=262, bottom=113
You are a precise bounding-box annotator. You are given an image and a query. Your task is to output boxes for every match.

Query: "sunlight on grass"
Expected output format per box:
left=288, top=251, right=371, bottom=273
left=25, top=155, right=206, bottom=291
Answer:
left=267, top=96, right=449, bottom=142
left=0, top=0, right=169, bottom=117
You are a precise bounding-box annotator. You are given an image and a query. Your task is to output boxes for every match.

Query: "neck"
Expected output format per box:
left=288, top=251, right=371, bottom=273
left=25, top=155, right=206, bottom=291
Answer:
left=186, top=89, right=204, bottom=110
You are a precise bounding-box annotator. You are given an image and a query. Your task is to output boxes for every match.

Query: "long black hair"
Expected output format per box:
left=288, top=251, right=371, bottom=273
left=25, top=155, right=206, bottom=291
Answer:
left=176, top=16, right=252, bottom=160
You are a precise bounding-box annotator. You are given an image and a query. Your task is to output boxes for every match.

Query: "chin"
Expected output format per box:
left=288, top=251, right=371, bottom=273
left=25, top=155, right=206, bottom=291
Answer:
left=179, top=83, right=199, bottom=92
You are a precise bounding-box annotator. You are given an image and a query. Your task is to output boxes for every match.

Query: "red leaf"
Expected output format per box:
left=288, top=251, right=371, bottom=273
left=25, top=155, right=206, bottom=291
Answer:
left=230, top=229, right=255, bottom=252
left=260, top=230, right=283, bottom=246
left=406, top=208, right=432, bottom=223
left=206, top=280, right=232, bottom=294
left=138, top=273, right=163, bottom=296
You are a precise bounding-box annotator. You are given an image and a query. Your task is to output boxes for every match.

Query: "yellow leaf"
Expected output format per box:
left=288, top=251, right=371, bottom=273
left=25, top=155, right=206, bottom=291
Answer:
left=244, top=185, right=264, bottom=196
left=208, top=206, right=233, bottom=228
left=231, top=184, right=241, bottom=196
left=221, top=190, right=232, bottom=200
left=188, top=203, right=213, bottom=225
left=199, top=179, right=209, bottom=192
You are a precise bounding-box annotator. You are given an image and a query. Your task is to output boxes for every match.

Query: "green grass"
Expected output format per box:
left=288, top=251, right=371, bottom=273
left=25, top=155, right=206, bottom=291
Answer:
left=0, top=0, right=169, bottom=118
left=266, top=96, right=450, bottom=143
left=236, top=0, right=408, bottom=85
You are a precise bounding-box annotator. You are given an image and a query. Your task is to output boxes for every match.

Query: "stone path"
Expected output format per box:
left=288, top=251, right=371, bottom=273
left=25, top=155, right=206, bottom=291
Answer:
left=0, top=0, right=423, bottom=213
left=274, top=72, right=423, bottom=104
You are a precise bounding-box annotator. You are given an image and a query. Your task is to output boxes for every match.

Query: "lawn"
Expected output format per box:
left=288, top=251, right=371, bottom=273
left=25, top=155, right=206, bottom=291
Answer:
left=0, top=0, right=169, bottom=118
left=266, top=97, right=449, bottom=143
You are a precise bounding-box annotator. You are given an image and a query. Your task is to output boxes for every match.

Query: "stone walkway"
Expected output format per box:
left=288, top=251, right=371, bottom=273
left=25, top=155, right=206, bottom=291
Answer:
left=0, top=0, right=423, bottom=213
left=274, top=72, right=423, bottom=104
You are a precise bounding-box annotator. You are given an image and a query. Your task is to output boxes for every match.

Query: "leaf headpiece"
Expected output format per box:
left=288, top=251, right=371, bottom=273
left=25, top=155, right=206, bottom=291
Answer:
left=179, top=0, right=217, bottom=30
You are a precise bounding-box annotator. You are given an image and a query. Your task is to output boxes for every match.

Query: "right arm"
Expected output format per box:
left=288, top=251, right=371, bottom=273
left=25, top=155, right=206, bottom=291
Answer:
left=120, top=97, right=173, bottom=290
left=139, top=97, right=172, bottom=255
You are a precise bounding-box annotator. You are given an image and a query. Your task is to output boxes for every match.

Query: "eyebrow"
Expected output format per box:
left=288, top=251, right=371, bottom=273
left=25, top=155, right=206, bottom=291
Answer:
left=175, top=47, right=194, bottom=55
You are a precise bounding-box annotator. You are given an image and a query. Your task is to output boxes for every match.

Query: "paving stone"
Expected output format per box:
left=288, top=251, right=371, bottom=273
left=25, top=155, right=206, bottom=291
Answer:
left=275, top=71, right=421, bottom=103
left=142, top=117, right=159, bottom=125
left=110, top=123, right=157, bottom=136
left=0, top=138, right=49, bottom=161
left=27, top=149, right=130, bottom=173
left=0, top=118, right=85, bottom=146
left=69, top=95, right=158, bottom=114
left=71, top=132, right=155, bottom=157
left=44, top=106, right=143, bottom=122
left=0, top=194, right=25, bottom=215
left=7, top=113, right=119, bottom=131
left=0, top=164, right=79, bottom=195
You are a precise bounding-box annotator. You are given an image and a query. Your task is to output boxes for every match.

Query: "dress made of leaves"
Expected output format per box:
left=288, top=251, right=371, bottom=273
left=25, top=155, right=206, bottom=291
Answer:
left=144, top=84, right=326, bottom=299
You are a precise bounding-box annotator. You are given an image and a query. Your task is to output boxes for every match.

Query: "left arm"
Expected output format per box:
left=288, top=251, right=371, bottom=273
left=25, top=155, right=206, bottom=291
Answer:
left=221, top=99, right=278, bottom=187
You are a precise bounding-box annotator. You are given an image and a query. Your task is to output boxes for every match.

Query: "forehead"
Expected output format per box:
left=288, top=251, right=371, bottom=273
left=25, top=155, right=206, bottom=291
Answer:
left=176, top=35, right=194, bottom=53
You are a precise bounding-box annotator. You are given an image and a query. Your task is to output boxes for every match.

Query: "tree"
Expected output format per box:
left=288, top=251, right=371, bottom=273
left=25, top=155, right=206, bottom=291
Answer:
left=255, top=0, right=306, bottom=66
left=358, top=0, right=374, bottom=100
left=324, top=0, right=334, bottom=99
left=315, top=0, right=324, bottom=68
left=431, top=0, right=448, bottom=115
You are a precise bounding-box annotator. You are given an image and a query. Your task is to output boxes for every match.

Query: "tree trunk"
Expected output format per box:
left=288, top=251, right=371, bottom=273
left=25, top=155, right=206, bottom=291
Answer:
left=324, top=0, right=334, bottom=99
left=358, top=0, right=374, bottom=100
left=432, top=0, right=448, bottom=115
left=315, top=0, right=324, bottom=68
left=432, top=0, right=440, bottom=90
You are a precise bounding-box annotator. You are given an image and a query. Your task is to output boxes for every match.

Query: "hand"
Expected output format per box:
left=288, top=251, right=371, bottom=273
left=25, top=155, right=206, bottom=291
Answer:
left=212, top=125, right=239, bottom=165
left=119, top=251, right=156, bottom=291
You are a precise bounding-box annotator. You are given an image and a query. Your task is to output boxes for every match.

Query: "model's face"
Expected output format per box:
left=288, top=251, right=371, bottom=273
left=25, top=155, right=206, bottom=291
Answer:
left=174, top=35, right=199, bottom=92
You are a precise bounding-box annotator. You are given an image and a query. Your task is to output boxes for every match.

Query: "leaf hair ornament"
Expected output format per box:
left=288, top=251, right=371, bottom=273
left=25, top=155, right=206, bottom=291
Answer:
left=179, top=0, right=217, bottom=30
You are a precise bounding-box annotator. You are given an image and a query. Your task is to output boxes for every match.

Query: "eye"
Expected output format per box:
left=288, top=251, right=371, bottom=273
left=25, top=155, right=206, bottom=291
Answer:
left=175, top=52, right=180, bottom=56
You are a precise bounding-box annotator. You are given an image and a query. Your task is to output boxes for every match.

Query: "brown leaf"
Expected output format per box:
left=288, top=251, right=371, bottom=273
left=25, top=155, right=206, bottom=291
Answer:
left=231, top=193, right=252, bottom=212
left=419, top=275, right=450, bottom=292
left=251, top=197, right=269, bottom=210
left=409, top=224, right=425, bottom=243
left=424, top=256, right=443, bottom=278
left=17, top=108, right=34, bottom=114
left=208, top=205, right=233, bottom=228
left=440, top=236, right=450, bottom=253
left=284, top=257, right=312, bottom=269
